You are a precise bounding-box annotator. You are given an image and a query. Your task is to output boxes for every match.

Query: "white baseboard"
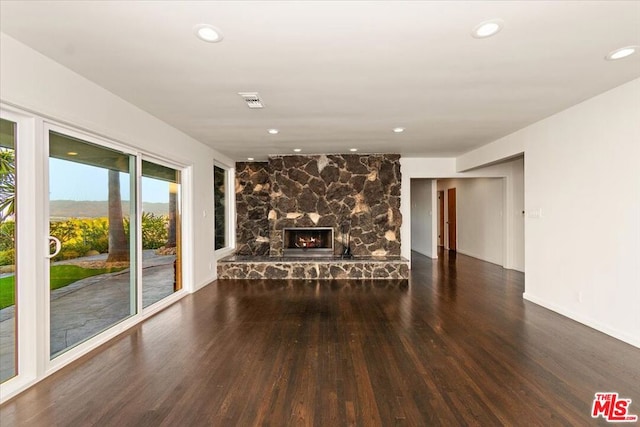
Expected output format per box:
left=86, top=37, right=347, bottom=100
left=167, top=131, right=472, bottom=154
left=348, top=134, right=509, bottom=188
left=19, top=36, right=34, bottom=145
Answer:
left=195, top=274, right=217, bottom=292
left=411, top=248, right=436, bottom=259
left=456, top=248, right=502, bottom=267
left=523, top=292, right=640, bottom=349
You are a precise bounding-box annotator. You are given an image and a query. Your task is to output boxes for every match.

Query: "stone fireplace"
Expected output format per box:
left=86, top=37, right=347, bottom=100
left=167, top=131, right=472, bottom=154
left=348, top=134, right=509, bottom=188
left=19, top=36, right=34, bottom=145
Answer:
left=235, top=154, right=403, bottom=258
left=224, top=154, right=409, bottom=280
left=283, top=227, right=333, bottom=257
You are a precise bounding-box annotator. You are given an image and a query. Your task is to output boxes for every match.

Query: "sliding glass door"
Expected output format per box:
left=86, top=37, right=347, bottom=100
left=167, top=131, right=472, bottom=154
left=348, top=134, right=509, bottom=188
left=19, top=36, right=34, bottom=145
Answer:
left=48, top=130, right=137, bottom=357
left=141, top=160, right=181, bottom=308
left=0, top=118, right=17, bottom=382
left=0, top=110, right=189, bottom=400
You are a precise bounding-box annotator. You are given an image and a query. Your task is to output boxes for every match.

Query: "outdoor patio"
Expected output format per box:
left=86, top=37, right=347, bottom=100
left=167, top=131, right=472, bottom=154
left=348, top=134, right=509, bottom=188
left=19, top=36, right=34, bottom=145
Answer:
left=0, top=250, right=176, bottom=380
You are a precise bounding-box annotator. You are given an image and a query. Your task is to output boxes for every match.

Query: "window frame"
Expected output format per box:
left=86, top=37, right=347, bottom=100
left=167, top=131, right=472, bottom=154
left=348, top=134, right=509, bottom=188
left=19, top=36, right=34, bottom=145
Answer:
left=0, top=103, right=194, bottom=403
left=0, top=107, right=39, bottom=399
left=213, top=161, right=235, bottom=258
left=139, top=155, right=188, bottom=312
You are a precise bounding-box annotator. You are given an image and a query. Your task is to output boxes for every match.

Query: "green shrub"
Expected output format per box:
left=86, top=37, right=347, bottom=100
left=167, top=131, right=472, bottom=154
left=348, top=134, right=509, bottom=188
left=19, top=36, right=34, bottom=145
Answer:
left=50, top=220, right=79, bottom=244
left=46, top=215, right=170, bottom=261
left=80, top=218, right=109, bottom=253
left=0, top=221, right=15, bottom=251
left=125, top=213, right=168, bottom=250
left=50, top=218, right=110, bottom=260
left=0, top=248, right=15, bottom=266
left=141, top=213, right=168, bottom=249
left=90, top=236, right=109, bottom=254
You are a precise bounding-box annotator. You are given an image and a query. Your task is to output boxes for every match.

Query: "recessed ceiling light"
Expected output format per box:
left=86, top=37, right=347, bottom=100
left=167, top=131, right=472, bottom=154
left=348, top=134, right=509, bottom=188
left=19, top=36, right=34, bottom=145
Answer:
left=349, top=148, right=358, bottom=152
left=247, top=157, right=254, bottom=161
left=472, top=19, right=503, bottom=39
left=605, top=46, right=638, bottom=61
left=393, top=127, right=405, bottom=133
left=268, top=128, right=279, bottom=135
left=293, top=148, right=302, bottom=152
left=67, top=151, right=78, bottom=156
left=194, top=24, right=223, bottom=43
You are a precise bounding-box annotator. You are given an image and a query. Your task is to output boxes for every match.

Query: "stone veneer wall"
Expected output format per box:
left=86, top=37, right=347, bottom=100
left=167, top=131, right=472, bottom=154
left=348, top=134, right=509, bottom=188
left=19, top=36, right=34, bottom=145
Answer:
left=235, top=162, right=270, bottom=255
left=235, top=154, right=402, bottom=257
left=269, top=154, right=401, bottom=257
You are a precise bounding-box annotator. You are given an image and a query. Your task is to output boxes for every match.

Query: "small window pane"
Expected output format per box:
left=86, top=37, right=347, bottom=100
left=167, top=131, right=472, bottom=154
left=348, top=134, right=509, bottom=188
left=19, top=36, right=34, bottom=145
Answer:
left=214, top=166, right=226, bottom=250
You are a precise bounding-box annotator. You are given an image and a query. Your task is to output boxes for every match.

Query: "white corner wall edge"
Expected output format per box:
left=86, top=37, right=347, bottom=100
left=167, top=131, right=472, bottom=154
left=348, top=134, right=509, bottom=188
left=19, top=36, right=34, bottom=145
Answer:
left=524, top=293, right=640, bottom=349
left=456, top=135, right=524, bottom=172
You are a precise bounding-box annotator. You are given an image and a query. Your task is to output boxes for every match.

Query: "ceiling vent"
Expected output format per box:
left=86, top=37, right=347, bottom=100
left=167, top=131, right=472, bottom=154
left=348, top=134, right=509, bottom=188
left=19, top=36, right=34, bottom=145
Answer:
left=238, top=92, right=264, bottom=109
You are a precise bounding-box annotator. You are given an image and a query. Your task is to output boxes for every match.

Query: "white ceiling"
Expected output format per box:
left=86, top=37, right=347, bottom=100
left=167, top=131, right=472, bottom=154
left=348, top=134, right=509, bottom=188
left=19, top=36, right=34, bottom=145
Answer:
left=1, top=1, right=639, bottom=161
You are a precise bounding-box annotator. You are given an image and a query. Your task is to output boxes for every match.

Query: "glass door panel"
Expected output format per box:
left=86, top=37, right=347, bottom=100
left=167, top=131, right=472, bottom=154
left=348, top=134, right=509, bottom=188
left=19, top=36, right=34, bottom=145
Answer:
left=141, top=160, right=181, bottom=308
left=48, top=131, right=136, bottom=358
left=0, top=118, right=17, bottom=382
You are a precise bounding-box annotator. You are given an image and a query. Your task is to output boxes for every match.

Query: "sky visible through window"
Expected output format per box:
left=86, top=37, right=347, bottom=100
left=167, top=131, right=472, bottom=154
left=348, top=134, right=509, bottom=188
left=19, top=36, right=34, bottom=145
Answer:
left=50, top=158, right=169, bottom=203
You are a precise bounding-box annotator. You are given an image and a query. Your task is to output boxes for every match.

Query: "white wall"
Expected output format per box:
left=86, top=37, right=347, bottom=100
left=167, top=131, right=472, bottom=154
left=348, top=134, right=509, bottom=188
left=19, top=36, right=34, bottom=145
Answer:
left=456, top=136, right=524, bottom=173
left=400, top=157, right=524, bottom=271
left=456, top=78, right=640, bottom=348
left=410, top=179, right=433, bottom=257
left=511, top=157, right=525, bottom=271
left=0, top=33, right=235, bottom=290
left=437, top=178, right=504, bottom=266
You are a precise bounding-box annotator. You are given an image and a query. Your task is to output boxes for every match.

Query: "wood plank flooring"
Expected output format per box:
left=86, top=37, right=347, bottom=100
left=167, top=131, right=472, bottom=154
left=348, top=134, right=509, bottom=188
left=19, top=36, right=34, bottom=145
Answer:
left=1, top=250, right=639, bottom=426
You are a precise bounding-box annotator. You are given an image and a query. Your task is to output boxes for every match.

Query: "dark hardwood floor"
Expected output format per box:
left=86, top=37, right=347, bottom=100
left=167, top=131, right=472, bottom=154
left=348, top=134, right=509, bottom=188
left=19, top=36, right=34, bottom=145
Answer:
left=2, top=251, right=639, bottom=426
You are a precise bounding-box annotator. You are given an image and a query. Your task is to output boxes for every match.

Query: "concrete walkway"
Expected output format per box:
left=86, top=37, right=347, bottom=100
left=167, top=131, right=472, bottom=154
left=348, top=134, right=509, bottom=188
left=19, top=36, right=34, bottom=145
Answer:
left=0, top=250, right=176, bottom=381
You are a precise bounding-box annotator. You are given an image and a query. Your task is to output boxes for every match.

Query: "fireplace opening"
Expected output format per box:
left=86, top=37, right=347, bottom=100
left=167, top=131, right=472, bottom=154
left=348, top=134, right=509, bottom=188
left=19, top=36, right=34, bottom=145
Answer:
left=283, top=227, right=333, bottom=257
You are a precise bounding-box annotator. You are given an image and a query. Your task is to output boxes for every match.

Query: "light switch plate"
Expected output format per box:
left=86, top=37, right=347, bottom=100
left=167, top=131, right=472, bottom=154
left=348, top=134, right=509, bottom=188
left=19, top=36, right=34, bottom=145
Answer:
left=528, top=208, right=543, bottom=219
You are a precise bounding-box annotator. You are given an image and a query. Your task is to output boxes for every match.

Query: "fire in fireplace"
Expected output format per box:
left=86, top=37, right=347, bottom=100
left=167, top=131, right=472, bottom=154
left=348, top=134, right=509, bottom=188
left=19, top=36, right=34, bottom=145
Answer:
left=283, top=227, right=333, bottom=257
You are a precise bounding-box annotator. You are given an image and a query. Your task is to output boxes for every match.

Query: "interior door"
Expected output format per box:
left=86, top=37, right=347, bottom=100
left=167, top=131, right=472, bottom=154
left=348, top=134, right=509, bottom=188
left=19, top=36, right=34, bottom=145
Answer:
left=447, top=188, right=456, bottom=251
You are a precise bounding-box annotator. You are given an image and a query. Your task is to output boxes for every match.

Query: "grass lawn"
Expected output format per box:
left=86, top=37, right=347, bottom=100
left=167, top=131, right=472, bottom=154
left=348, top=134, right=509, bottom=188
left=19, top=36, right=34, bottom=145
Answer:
left=0, top=264, right=127, bottom=310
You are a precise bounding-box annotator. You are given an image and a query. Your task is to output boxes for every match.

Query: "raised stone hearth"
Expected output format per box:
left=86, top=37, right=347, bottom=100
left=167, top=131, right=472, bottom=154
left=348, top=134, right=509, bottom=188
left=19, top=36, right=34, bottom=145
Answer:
left=218, top=256, right=409, bottom=280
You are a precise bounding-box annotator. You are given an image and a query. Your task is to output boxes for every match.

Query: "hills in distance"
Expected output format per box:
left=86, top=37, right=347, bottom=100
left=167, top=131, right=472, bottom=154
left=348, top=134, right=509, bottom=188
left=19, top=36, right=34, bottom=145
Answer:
left=50, top=200, right=170, bottom=219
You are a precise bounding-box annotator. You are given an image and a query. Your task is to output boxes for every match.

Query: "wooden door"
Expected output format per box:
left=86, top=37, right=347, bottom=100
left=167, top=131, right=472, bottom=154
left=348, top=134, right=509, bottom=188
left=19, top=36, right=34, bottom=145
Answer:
left=438, top=191, right=445, bottom=246
left=447, top=188, right=456, bottom=251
